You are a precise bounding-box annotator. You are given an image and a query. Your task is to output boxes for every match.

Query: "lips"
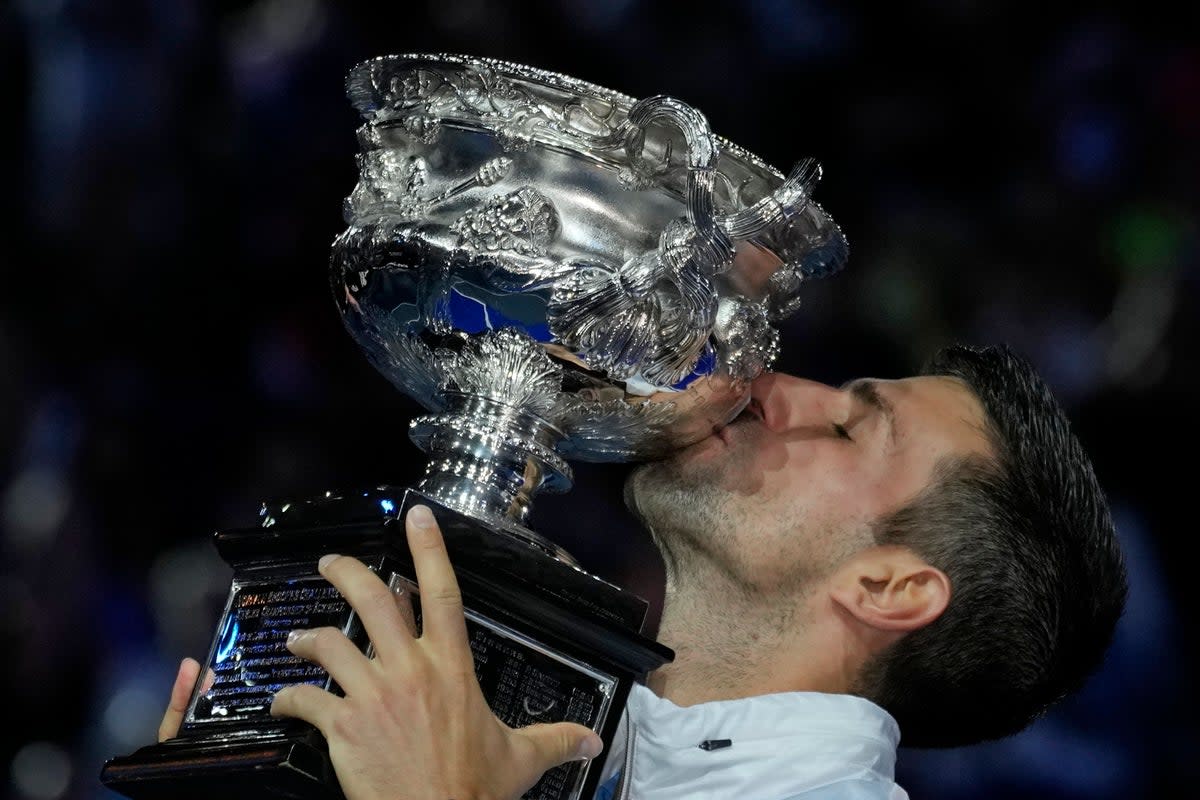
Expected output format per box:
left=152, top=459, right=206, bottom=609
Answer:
left=714, top=397, right=765, bottom=444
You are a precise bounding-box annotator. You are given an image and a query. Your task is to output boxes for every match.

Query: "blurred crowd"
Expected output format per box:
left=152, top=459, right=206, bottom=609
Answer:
left=1, top=1, right=1196, bottom=798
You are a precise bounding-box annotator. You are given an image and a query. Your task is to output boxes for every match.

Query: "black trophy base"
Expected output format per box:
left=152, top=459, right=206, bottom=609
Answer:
left=100, top=728, right=341, bottom=799
left=101, top=487, right=673, bottom=800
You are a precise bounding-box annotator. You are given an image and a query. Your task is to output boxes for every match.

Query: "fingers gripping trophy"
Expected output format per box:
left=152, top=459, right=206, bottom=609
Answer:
left=101, top=54, right=847, bottom=800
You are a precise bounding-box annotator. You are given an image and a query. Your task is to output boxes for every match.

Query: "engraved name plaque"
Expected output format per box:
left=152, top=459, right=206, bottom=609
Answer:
left=185, top=581, right=353, bottom=729
left=179, top=564, right=616, bottom=800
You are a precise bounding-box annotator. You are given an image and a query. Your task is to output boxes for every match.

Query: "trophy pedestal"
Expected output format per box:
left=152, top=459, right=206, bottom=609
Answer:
left=101, top=487, right=673, bottom=800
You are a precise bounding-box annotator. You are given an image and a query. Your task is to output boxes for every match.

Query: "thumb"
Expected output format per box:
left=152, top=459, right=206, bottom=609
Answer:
left=513, top=721, right=604, bottom=772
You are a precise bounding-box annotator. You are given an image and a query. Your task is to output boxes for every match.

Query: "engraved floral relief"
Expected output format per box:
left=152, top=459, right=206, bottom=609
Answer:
left=560, top=96, right=623, bottom=141
left=548, top=255, right=663, bottom=380
left=446, top=328, right=562, bottom=418
left=713, top=296, right=780, bottom=381
left=375, top=65, right=551, bottom=153
left=366, top=61, right=635, bottom=157
left=641, top=259, right=717, bottom=387
left=547, top=221, right=718, bottom=387
left=400, top=113, right=440, bottom=144
left=346, top=152, right=515, bottom=224
left=450, top=186, right=561, bottom=256
left=346, top=151, right=431, bottom=220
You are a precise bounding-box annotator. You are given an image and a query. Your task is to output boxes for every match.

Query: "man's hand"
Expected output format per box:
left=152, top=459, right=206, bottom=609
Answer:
left=270, top=504, right=604, bottom=800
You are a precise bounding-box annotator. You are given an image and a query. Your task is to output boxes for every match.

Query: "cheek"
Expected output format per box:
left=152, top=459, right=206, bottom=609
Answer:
left=767, top=444, right=876, bottom=525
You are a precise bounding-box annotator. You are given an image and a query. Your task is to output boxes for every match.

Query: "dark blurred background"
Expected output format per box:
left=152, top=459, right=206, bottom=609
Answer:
left=1, top=1, right=1196, bottom=798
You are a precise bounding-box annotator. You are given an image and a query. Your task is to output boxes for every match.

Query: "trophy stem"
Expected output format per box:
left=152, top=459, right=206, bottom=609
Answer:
left=408, top=393, right=575, bottom=558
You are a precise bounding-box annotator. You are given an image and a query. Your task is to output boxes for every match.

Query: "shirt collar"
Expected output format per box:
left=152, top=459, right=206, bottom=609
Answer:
left=597, top=684, right=902, bottom=799
left=624, top=684, right=900, bottom=752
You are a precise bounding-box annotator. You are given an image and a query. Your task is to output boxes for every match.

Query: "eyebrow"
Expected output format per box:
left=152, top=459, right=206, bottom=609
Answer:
left=840, top=379, right=897, bottom=448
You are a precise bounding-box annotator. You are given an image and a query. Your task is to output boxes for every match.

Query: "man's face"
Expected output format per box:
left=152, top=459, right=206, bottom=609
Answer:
left=626, top=371, right=993, bottom=592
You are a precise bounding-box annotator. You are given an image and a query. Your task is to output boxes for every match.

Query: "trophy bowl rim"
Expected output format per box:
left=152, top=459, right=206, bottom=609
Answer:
left=345, top=51, right=788, bottom=186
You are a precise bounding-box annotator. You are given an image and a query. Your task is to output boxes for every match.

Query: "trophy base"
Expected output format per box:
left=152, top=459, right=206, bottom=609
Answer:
left=101, top=487, right=672, bottom=800
left=99, top=729, right=341, bottom=799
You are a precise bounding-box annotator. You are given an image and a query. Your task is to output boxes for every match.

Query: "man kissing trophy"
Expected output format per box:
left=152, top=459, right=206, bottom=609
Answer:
left=100, top=53, right=847, bottom=800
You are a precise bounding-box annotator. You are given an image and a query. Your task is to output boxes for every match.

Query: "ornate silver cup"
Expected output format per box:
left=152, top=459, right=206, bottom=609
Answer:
left=101, top=54, right=846, bottom=800
left=332, top=53, right=846, bottom=556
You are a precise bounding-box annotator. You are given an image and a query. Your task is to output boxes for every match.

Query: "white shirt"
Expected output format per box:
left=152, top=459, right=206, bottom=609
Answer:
left=594, top=684, right=909, bottom=800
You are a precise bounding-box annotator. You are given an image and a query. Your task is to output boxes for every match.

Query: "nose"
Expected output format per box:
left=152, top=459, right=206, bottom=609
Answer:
left=749, top=372, right=849, bottom=433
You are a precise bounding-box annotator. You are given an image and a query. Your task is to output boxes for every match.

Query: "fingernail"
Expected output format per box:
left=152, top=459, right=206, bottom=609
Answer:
left=286, top=629, right=308, bottom=647
left=408, top=505, right=435, bottom=528
left=576, top=734, right=603, bottom=760
left=318, top=554, right=340, bottom=570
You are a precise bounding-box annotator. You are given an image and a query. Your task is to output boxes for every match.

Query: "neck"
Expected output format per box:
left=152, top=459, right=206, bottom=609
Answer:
left=645, top=559, right=856, bottom=706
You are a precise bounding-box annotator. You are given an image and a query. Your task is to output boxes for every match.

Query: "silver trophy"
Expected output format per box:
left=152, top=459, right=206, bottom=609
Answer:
left=101, top=53, right=846, bottom=800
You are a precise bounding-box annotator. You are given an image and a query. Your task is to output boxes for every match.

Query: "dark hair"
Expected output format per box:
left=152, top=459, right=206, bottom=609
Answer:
left=857, top=344, right=1127, bottom=748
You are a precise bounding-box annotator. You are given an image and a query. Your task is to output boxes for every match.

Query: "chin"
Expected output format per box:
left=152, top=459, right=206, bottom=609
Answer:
left=625, top=453, right=752, bottom=584
left=627, top=445, right=724, bottom=522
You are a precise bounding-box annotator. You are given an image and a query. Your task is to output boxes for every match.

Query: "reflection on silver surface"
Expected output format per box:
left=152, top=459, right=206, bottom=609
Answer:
left=331, top=53, right=848, bottom=541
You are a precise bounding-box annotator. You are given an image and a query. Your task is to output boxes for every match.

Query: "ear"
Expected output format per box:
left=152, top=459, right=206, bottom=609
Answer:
left=828, top=546, right=950, bottom=633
